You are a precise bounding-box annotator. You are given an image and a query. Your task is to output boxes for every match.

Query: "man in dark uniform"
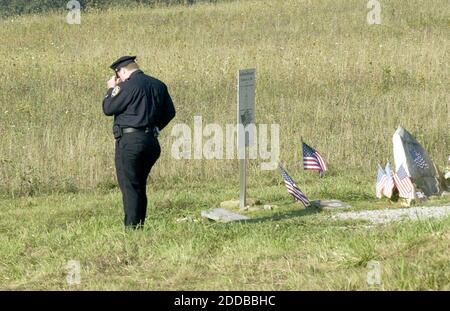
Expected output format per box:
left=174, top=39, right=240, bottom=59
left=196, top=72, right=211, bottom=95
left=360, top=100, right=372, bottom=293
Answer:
left=102, top=56, right=175, bottom=229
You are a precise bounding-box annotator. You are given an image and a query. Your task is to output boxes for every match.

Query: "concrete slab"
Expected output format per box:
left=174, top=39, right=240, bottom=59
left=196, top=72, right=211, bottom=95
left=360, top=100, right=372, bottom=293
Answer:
left=201, top=208, right=251, bottom=223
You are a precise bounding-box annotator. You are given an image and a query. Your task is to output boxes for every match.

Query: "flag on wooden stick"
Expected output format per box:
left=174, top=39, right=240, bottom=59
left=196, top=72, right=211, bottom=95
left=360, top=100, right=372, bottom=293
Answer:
left=393, top=164, right=416, bottom=200
left=279, top=165, right=310, bottom=207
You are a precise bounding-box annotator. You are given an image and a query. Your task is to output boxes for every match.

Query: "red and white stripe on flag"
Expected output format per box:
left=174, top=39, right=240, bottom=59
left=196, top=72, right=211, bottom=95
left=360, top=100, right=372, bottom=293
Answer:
left=393, top=164, right=416, bottom=199
left=393, top=174, right=415, bottom=199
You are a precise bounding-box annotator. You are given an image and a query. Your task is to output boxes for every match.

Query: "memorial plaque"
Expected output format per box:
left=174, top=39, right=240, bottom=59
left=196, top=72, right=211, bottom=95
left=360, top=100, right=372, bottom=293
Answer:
left=201, top=208, right=250, bottom=223
left=393, top=126, right=441, bottom=196
left=237, top=69, right=256, bottom=147
left=237, top=69, right=256, bottom=209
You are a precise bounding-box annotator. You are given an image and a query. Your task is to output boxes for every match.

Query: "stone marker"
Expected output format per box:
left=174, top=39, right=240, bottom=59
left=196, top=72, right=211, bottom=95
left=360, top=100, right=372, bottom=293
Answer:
left=310, top=199, right=351, bottom=210
left=201, top=208, right=250, bottom=223
left=220, top=198, right=261, bottom=209
left=392, top=126, right=442, bottom=196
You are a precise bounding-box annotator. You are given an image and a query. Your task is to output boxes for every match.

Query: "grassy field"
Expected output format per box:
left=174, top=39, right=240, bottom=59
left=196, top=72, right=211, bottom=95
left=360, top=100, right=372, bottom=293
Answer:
left=1, top=181, right=450, bottom=290
left=0, top=0, right=449, bottom=290
left=0, top=0, right=448, bottom=195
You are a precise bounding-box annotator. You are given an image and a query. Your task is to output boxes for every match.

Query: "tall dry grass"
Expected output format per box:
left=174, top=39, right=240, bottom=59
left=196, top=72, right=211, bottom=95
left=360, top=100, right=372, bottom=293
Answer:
left=0, top=0, right=448, bottom=196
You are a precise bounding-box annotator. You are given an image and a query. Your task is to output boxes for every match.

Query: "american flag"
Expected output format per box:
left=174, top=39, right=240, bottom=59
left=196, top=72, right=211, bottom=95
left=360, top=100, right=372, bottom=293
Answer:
left=302, top=142, right=327, bottom=173
left=393, top=164, right=416, bottom=199
left=411, top=149, right=429, bottom=169
left=279, top=165, right=310, bottom=207
left=383, top=162, right=395, bottom=198
left=376, top=165, right=387, bottom=199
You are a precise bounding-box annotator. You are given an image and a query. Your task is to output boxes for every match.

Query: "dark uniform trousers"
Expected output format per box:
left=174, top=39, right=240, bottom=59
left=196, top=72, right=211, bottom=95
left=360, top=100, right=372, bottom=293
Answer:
left=115, top=130, right=160, bottom=228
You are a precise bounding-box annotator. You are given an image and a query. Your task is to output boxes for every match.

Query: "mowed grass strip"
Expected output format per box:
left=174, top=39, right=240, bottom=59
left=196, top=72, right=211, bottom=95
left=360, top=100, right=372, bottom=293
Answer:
left=1, top=176, right=449, bottom=290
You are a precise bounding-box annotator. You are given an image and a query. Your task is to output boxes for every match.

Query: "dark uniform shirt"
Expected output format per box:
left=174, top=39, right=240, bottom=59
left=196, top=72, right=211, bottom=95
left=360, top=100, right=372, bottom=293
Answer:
left=102, top=69, right=175, bottom=131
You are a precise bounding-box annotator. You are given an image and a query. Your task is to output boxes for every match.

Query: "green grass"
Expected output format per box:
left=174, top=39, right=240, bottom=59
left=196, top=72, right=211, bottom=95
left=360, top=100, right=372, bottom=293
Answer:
left=1, top=176, right=450, bottom=290
left=0, top=0, right=448, bottom=195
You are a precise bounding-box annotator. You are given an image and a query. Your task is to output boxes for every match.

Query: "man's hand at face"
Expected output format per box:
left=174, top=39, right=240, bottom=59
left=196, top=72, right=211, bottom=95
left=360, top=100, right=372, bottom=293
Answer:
left=107, top=75, right=120, bottom=89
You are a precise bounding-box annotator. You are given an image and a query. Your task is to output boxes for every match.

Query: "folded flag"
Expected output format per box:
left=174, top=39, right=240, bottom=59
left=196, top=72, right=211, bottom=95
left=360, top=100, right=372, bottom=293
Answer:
left=279, top=165, right=310, bottom=207
left=383, top=162, right=395, bottom=198
left=302, top=142, right=327, bottom=173
left=393, top=164, right=416, bottom=200
left=376, top=164, right=387, bottom=199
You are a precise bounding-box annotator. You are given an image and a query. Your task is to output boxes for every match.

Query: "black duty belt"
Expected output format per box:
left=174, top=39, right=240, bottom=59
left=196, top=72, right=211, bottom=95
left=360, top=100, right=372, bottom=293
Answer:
left=113, top=125, right=158, bottom=139
left=122, top=127, right=151, bottom=134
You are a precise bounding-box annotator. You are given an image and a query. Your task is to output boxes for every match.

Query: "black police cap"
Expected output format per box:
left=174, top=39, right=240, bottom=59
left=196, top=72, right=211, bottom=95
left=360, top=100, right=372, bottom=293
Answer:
left=110, top=56, right=137, bottom=72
